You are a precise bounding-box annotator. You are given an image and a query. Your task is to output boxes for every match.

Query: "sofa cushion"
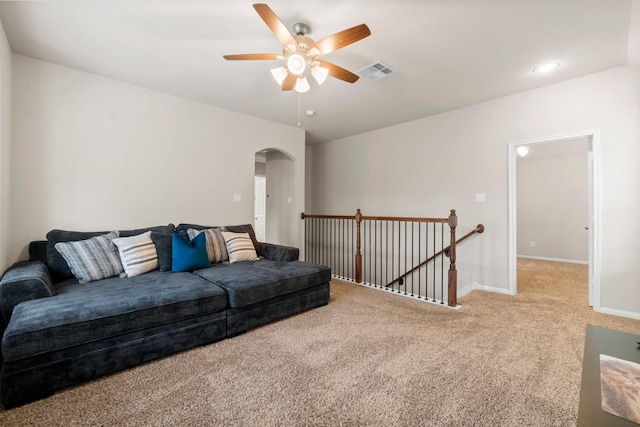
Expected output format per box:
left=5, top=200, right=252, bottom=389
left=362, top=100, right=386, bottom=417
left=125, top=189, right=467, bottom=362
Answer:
left=46, top=224, right=175, bottom=282
left=112, top=232, right=158, bottom=278
left=150, top=232, right=173, bottom=272
left=187, top=228, right=228, bottom=264
left=171, top=233, right=210, bottom=272
left=193, top=259, right=331, bottom=308
left=221, top=232, right=260, bottom=263
left=2, top=271, right=227, bottom=362
left=54, top=231, right=124, bottom=284
left=28, top=241, right=48, bottom=264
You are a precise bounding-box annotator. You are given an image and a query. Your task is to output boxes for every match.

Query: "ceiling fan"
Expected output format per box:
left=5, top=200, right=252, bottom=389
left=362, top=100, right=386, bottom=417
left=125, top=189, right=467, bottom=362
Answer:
left=223, top=3, right=371, bottom=93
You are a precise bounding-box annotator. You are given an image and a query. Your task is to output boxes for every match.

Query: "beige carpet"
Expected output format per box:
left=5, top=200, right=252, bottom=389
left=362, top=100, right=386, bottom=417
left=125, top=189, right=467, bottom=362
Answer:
left=1, top=258, right=639, bottom=426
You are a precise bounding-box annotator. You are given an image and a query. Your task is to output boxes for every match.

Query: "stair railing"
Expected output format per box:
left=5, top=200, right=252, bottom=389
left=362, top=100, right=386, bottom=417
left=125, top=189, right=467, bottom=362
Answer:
left=301, top=209, right=484, bottom=307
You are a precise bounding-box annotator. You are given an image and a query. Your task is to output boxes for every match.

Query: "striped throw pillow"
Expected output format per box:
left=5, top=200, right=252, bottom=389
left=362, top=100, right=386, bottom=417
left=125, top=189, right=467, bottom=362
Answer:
left=112, top=231, right=159, bottom=278
left=54, top=231, right=123, bottom=284
left=187, top=228, right=229, bottom=264
left=221, top=231, right=260, bottom=263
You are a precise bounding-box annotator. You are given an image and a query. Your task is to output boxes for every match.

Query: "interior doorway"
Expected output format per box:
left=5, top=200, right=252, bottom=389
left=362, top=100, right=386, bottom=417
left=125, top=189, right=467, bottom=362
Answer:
left=508, top=130, right=601, bottom=310
left=254, top=175, right=266, bottom=242
left=254, top=149, right=295, bottom=246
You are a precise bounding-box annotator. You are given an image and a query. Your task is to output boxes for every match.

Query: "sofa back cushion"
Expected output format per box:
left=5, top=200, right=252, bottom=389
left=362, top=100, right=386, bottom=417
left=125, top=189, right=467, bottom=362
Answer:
left=46, top=224, right=175, bottom=282
left=29, top=241, right=48, bottom=264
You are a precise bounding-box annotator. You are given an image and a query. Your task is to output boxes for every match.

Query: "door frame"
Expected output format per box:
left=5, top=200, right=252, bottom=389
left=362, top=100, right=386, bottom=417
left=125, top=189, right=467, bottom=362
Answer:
left=254, top=174, right=266, bottom=242
left=507, top=129, right=601, bottom=310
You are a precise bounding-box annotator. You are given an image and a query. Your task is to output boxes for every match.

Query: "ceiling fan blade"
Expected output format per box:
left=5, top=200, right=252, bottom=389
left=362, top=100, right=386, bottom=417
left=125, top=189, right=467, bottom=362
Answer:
left=281, top=73, right=296, bottom=91
left=223, top=54, right=282, bottom=60
left=253, top=3, right=298, bottom=48
left=309, top=24, right=371, bottom=56
left=316, top=59, right=360, bottom=83
left=222, top=53, right=284, bottom=61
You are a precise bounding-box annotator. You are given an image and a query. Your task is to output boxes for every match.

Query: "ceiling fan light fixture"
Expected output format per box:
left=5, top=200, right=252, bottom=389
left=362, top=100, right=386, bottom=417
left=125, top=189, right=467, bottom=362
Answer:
left=294, top=76, right=310, bottom=93
left=287, top=53, right=306, bottom=75
left=311, top=65, right=329, bottom=85
left=270, top=66, right=288, bottom=85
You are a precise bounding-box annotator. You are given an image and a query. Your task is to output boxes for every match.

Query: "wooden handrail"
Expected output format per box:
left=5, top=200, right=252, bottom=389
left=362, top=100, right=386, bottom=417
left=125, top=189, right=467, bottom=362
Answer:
left=301, top=213, right=354, bottom=220
left=386, top=223, right=484, bottom=289
left=445, top=224, right=484, bottom=257
left=361, top=215, right=449, bottom=223
left=301, top=212, right=448, bottom=223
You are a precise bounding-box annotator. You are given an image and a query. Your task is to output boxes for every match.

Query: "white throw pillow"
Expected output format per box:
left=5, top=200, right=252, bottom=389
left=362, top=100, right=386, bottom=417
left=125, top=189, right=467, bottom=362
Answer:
left=54, top=231, right=123, bottom=284
left=221, top=231, right=260, bottom=263
left=112, top=231, right=158, bottom=278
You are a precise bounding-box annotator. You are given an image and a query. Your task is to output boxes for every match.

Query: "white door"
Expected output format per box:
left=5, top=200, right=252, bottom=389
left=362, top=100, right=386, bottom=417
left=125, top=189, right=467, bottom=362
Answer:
left=254, top=175, right=266, bottom=242
left=587, top=145, right=596, bottom=307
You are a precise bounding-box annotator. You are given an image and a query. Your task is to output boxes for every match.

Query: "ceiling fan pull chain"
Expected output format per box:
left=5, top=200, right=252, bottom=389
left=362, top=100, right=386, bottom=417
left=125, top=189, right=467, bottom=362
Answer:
left=297, top=92, right=302, bottom=127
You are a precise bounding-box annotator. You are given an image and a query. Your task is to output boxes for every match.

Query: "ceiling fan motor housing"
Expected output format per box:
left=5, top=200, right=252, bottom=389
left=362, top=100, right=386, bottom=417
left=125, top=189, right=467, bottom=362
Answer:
left=293, top=23, right=310, bottom=36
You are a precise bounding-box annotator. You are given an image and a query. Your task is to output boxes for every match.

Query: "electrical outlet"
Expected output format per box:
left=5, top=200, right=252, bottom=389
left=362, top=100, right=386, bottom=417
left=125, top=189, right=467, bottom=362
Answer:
left=530, top=241, right=536, bottom=248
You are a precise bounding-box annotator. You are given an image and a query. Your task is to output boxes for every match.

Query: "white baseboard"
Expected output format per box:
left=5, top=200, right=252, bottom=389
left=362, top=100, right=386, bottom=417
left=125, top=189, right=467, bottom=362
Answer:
left=458, top=282, right=513, bottom=298
left=517, top=255, right=588, bottom=265
left=597, top=306, right=640, bottom=320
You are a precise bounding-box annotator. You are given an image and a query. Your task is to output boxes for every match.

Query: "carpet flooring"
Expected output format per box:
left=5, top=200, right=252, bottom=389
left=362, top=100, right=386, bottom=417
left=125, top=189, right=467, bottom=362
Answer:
left=1, top=258, right=639, bottom=426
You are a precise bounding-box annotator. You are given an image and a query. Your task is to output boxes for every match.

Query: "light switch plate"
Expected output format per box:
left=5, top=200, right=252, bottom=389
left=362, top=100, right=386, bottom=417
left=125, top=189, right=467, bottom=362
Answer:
left=233, top=194, right=242, bottom=203
left=475, top=193, right=486, bottom=203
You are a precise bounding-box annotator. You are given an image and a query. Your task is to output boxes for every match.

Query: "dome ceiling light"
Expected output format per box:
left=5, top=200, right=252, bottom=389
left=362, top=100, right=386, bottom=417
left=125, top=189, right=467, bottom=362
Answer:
left=533, top=62, right=560, bottom=74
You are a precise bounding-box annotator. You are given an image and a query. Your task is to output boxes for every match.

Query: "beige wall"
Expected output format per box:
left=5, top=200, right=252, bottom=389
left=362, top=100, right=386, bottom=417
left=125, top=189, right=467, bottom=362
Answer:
left=0, top=22, right=11, bottom=273
left=9, top=54, right=305, bottom=263
left=309, top=65, right=640, bottom=317
left=517, top=138, right=589, bottom=262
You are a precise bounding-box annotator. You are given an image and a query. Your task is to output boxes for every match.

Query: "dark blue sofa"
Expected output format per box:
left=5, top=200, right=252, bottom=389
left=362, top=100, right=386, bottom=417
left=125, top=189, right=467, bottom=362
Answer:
left=0, top=224, right=331, bottom=408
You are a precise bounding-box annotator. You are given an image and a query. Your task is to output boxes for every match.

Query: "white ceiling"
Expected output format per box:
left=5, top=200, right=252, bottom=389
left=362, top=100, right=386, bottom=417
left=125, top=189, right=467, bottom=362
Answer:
left=0, top=0, right=637, bottom=144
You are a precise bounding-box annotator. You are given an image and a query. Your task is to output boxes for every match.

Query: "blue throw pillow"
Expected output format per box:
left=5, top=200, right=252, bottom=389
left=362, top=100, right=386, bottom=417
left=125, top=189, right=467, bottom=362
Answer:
left=171, top=232, right=210, bottom=272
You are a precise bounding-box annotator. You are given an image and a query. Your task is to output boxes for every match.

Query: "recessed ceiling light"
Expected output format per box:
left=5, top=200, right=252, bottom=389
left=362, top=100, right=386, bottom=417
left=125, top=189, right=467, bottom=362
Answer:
left=533, top=62, right=559, bottom=74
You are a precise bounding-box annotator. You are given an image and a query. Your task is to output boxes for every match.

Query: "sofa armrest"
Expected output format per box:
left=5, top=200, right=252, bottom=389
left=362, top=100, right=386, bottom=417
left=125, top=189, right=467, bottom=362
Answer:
left=257, top=243, right=299, bottom=262
left=0, top=261, right=53, bottom=326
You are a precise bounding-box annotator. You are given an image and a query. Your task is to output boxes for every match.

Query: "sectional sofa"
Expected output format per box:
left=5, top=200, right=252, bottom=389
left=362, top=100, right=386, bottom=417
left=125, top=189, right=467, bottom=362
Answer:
left=0, top=223, right=331, bottom=408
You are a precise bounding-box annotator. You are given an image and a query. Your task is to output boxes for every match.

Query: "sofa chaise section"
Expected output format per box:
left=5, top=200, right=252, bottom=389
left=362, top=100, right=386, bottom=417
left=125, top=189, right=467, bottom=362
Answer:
left=1, top=267, right=228, bottom=408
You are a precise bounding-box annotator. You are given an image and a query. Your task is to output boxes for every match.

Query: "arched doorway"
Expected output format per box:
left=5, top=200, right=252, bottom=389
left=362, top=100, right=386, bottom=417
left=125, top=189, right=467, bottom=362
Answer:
left=254, top=149, right=295, bottom=246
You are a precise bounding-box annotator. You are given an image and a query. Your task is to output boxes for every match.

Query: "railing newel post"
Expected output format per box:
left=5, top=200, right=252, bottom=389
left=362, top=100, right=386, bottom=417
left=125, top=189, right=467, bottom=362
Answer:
left=355, top=209, right=363, bottom=283
left=448, top=209, right=458, bottom=307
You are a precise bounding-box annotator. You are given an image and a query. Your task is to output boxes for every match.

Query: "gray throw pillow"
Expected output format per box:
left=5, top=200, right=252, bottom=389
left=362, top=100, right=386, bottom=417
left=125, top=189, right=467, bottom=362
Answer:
left=54, top=231, right=124, bottom=284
